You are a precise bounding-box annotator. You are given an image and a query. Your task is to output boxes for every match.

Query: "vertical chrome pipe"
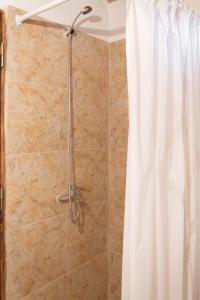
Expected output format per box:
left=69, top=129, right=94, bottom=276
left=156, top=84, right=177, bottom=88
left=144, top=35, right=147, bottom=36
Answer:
left=67, top=32, right=72, bottom=221
left=67, top=32, right=79, bottom=223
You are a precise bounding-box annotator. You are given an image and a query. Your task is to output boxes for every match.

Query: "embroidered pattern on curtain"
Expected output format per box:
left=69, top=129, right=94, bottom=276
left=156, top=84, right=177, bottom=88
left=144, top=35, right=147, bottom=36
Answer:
left=122, top=0, right=200, bottom=299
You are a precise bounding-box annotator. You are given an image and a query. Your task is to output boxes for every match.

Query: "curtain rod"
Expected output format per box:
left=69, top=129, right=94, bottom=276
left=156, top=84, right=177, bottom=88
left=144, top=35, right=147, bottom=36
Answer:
left=15, top=0, right=69, bottom=26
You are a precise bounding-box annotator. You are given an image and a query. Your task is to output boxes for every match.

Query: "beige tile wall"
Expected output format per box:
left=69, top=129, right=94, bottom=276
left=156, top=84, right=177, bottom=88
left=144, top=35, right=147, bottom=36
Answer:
left=108, top=40, right=128, bottom=300
left=5, top=7, right=108, bottom=300
left=4, top=6, right=128, bottom=300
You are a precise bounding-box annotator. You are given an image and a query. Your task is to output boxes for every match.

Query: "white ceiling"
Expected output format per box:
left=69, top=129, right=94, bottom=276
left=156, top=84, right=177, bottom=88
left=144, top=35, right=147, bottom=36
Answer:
left=0, top=0, right=126, bottom=42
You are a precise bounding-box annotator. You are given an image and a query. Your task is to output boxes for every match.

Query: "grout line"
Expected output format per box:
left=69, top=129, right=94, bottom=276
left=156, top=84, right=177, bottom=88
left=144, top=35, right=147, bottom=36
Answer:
left=5, top=150, right=68, bottom=157
left=5, top=79, right=108, bottom=97
left=65, top=252, right=108, bottom=276
left=5, top=78, right=68, bottom=90
left=21, top=273, right=67, bottom=300
left=6, top=213, right=66, bottom=231
left=4, top=146, right=108, bottom=157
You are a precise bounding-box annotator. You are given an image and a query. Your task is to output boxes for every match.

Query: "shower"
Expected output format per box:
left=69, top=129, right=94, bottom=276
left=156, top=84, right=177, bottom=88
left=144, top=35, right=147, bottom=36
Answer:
left=16, top=2, right=93, bottom=224
left=58, top=6, right=93, bottom=223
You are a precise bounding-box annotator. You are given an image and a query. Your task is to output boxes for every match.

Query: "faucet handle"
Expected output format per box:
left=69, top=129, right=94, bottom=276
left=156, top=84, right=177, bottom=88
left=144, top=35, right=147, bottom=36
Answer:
left=78, top=186, right=90, bottom=192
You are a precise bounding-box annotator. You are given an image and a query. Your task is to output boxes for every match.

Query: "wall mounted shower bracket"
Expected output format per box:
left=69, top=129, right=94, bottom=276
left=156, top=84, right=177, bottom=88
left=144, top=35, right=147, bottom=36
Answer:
left=15, top=14, right=23, bottom=26
left=64, top=26, right=74, bottom=37
left=57, top=184, right=83, bottom=204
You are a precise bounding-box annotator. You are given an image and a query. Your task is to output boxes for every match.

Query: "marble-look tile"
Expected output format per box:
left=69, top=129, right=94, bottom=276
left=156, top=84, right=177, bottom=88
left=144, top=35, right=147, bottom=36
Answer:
left=109, top=253, right=122, bottom=300
left=22, top=276, right=67, bottom=300
left=109, top=147, right=127, bottom=254
left=109, top=40, right=127, bottom=106
left=73, top=149, right=108, bottom=206
left=6, top=151, right=68, bottom=228
left=109, top=112, right=128, bottom=147
left=6, top=7, right=68, bottom=87
left=72, top=31, right=108, bottom=97
left=6, top=7, right=66, bottom=47
left=66, top=227, right=107, bottom=272
left=66, top=254, right=108, bottom=300
left=109, top=87, right=128, bottom=116
left=109, top=40, right=127, bottom=277
left=109, top=39, right=128, bottom=148
left=5, top=81, right=68, bottom=154
left=66, top=200, right=108, bottom=248
left=110, top=91, right=128, bottom=117
left=73, top=88, right=108, bottom=148
left=6, top=215, right=67, bottom=299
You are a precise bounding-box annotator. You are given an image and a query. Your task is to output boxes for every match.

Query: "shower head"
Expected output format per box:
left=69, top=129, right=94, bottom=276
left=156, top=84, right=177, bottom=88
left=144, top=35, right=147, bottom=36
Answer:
left=67, top=5, right=93, bottom=35
left=81, top=6, right=93, bottom=15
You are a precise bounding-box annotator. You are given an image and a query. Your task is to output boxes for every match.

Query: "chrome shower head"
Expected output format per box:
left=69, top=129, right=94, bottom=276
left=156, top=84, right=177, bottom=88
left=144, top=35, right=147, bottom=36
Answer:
left=66, top=5, right=93, bottom=35
left=81, top=6, right=93, bottom=15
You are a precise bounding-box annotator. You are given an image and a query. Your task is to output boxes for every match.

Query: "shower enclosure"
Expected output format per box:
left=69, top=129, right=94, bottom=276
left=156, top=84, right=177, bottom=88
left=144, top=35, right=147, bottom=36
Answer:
left=0, top=2, right=127, bottom=299
left=16, top=1, right=93, bottom=225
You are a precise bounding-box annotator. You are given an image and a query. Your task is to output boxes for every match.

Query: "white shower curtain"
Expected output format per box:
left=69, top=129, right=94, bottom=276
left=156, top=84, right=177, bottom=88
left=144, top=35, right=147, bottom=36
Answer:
left=122, top=0, right=200, bottom=299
